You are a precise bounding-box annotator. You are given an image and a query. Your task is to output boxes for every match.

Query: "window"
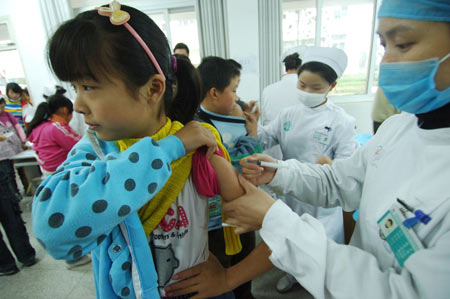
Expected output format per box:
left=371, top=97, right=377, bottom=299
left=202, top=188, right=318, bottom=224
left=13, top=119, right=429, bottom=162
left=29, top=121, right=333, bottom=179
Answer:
left=282, top=0, right=379, bottom=98
left=147, top=8, right=201, bottom=66
left=0, top=17, right=27, bottom=96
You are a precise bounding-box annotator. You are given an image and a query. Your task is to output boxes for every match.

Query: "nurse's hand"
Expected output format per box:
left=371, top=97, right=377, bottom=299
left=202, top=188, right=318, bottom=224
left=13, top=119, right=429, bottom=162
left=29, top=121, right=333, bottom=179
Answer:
left=165, top=253, right=230, bottom=298
left=175, top=121, right=218, bottom=158
left=240, top=154, right=277, bottom=186
left=223, top=175, right=275, bottom=234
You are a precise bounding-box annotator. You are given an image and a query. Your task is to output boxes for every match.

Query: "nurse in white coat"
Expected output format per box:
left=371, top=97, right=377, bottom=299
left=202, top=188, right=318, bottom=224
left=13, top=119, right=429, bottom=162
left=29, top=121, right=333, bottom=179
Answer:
left=165, top=1, right=450, bottom=298
left=258, top=47, right=358, bottom=238
left=258, top=46, right=359, bottom=292
left=260, top=48, right=305, bottom=160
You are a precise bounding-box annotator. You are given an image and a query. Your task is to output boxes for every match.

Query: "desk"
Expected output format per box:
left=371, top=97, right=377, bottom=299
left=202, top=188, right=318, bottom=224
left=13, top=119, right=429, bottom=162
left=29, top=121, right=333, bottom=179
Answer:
left=10, top=149, right=41, bottom=195
left=10, top=149, right=40, bottom=167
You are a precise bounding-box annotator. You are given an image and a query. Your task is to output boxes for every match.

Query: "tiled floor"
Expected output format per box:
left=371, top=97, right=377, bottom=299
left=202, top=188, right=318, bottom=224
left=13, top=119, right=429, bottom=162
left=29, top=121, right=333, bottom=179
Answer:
left=0, top=197, right=312, bottom=299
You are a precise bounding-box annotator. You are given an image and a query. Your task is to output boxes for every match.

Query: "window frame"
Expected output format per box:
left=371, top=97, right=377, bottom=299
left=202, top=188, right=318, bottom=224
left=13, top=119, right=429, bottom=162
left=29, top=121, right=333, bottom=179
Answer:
left=0, top=16, right=16, bottom=51
left=282, top=0, right=382, bottom=102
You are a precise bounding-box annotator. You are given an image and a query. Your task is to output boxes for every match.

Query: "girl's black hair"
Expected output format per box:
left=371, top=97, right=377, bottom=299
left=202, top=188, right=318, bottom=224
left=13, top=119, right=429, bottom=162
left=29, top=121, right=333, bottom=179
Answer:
left=170, top=54, right=202, bottom=124
left=297, top=62, right=338, bottom=85
left=26, top=93, right=73, bottom=137
left=48, top=5, right=199, bottom=124
left=283, top=53, right=302, bottom=71
left=6, top=83, right=23, bottom=96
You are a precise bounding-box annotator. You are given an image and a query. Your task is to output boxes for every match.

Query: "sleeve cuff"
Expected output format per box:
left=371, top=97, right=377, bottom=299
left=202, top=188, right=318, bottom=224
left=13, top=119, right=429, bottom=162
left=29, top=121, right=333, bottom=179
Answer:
left=267, top=160, right=289, bottom=188
left=260, top=200, right=299, bottom=259
left=156, top=135, right=186, bottom=161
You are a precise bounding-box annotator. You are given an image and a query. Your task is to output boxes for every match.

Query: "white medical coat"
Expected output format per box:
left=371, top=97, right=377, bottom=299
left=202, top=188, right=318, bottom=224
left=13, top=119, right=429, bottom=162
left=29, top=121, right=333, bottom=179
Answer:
left=258, top=100, right=359, bottom=242
left=260, top=74, right=300, bottom=159
left=260, top=112, right=450, bottom=299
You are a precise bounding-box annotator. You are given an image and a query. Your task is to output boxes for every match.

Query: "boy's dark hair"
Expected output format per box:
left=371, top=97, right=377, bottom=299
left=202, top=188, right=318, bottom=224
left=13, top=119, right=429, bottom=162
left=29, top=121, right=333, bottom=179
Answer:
left=227, top=59, right=242, bottom=71
left=6, top=83, right=23, bottom=96
left=48, top=5, right=200, bottom=125
left=26, top=93, right=74, bottom=137
left=298, top=61, right=337, bottom=85
left=283, top=53, right=302, bottom=72
left=197, top=56, right=241, bottom=100
left=173, top=42, right=189, bottom=55
left=0, top=97, right=5, bottom=105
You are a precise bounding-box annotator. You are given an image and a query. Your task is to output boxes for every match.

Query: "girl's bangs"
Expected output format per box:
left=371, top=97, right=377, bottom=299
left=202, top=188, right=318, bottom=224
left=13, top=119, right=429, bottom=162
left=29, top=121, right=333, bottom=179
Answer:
left=49, top=18, right=116, bottom=83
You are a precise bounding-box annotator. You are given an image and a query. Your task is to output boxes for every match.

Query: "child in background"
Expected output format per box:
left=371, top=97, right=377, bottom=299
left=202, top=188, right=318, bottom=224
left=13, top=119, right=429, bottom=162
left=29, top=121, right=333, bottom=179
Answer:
left=5, top=83, right=25, bottom=127
left=0, top=97, right=27, bottom=198
left=196, top=57, right=259, bottom=299
left=27, top=91, right=81, bottom=177
left=32, top=2, right=241, bottom=298
left=21, top=88, right=35, bottom=128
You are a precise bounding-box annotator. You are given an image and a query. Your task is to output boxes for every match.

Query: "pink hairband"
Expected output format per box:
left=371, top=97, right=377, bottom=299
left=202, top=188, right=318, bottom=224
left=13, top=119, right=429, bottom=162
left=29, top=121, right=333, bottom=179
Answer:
left=97, top=1, right=166, bottom=81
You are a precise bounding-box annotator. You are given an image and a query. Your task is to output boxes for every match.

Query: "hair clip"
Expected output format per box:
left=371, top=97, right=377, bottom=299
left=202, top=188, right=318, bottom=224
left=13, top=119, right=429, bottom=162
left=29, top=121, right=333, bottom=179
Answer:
left=96, top=1, right=165, bottom=80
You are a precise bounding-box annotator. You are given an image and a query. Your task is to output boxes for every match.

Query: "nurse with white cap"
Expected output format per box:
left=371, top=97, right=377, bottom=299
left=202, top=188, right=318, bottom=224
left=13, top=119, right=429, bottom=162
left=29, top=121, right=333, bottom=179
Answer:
left=259, top=46, right=307, bottom=160
left=257, top=46, right=359, bottom=292
left=165, top=1, right=450, bottom=298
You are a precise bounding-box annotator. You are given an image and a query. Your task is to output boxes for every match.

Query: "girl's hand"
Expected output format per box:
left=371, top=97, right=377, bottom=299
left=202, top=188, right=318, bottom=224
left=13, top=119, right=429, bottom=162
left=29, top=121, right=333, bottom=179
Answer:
left=165, top=253, right=231, bottom=298
left=175, top=121, right=218, bottom=158
left=222, top=175, right=275, bottom=234
left=0, top=134, right=6, bottom=142
left=240, top=154, right=277, bottom=186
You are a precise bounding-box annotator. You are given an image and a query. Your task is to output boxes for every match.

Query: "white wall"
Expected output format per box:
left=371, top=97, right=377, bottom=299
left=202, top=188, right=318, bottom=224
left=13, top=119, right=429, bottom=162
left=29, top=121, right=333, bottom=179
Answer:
left=335, top=100, right=374, bottom=134
left=226, top=0, right=260, bottom=102
left=1, top=0, right=57, bottom=106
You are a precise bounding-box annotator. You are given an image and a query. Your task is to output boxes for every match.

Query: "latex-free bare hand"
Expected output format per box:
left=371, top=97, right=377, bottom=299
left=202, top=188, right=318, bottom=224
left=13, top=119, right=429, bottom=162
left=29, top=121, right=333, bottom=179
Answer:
left=222, top=174, right=275, bottom=234
left=240, top=154, right=277, bottom=185
left=174, top=121, right=218, bottom=158
left=165, top=253, right=230, bottom=298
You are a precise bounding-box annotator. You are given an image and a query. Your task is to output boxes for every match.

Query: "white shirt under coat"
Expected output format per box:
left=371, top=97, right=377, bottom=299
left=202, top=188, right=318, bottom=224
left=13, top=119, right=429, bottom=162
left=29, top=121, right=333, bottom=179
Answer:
left=260, top=112, right=450, bottom=299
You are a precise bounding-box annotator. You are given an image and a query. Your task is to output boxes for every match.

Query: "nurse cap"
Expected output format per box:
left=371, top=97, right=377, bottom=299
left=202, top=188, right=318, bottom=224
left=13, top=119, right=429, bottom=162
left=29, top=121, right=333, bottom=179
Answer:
left=378, top=0, right=450, bottom=22
left=302, top=47, right=348, bottom=78
left=280, top=46, right=308, bottom=64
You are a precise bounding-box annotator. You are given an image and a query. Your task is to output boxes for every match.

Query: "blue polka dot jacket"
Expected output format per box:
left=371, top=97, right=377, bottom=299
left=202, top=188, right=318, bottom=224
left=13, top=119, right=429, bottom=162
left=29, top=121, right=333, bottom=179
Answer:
left=32, top=132, right=186, bottom=298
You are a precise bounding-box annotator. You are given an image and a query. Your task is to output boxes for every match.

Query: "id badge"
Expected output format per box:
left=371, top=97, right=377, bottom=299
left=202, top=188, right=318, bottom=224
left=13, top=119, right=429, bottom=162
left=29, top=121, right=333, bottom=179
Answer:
left=312, top=130, right=330, bottom=146
left=377, top=204, right=424, bottom=267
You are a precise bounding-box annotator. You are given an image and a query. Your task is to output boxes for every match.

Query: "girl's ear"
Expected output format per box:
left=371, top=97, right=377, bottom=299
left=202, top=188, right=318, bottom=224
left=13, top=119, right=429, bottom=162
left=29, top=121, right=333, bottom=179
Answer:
left=145, top=74, right=166, bottom=104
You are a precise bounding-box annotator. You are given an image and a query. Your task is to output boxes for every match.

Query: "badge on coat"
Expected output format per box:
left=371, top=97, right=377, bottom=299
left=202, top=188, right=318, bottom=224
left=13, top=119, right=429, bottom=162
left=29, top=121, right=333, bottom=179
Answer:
left=377, top=203, right=424, bottom=267
left=283, top=121, right=291, bottom=131
left=312, top=129, right=330, bottom=146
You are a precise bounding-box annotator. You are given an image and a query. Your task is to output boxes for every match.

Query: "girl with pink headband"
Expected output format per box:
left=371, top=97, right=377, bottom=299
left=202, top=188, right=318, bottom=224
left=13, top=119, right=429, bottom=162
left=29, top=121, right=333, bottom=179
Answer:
left=32, top=1, right=242, bottom=298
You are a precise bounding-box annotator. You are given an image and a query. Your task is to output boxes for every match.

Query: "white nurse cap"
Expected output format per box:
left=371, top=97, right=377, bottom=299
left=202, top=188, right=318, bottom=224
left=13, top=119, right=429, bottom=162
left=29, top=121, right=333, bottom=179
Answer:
left=302, top=47, right=348, bottom=78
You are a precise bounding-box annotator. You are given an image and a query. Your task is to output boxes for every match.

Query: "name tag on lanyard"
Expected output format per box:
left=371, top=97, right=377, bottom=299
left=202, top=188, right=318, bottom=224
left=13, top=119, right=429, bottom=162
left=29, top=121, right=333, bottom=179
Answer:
left=377, top=204, right=424, bottom=267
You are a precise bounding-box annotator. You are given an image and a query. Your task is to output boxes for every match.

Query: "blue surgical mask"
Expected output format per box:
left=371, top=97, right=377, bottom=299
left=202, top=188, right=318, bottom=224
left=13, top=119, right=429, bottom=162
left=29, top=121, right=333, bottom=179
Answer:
left=379, top=52, right=450, bottom=114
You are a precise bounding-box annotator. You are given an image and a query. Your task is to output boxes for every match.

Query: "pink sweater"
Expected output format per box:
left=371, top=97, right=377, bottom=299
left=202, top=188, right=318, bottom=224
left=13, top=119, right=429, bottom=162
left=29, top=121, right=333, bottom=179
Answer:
left=28, top=121, right=81, bottom=172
